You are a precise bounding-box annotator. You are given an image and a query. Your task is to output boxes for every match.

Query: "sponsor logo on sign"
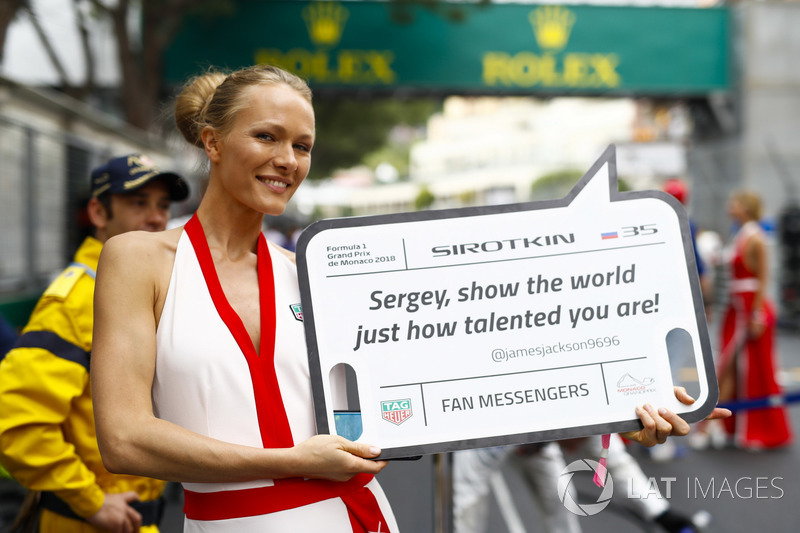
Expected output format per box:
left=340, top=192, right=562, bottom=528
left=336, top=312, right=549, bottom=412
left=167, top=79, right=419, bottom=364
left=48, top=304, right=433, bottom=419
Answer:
left=483, top=4, right=621, bottom=89
left=616, top=372, right=655, bottom=396
left=302, top=2, right=349, bottom=47
left=257, top=1, right=396, bottom=86
left=381, top=399, right=412, bottom=425
left=530, top=5, right=576, bottom=51
left=290, top=303, right=303, bottom=321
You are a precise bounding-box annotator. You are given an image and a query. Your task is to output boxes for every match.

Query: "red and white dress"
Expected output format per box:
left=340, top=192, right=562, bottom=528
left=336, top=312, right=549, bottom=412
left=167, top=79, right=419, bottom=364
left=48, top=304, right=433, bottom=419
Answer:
left=154, top=215, right=397, bottom=532
left=717, top=221, right=792, bottom=449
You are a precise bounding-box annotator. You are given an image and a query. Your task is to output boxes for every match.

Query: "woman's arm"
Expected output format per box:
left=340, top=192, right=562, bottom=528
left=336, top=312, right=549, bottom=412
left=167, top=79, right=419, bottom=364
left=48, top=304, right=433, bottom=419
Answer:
left=91, top=232, right=385, bottom=483
left=743, top=231, right=769, bottom=337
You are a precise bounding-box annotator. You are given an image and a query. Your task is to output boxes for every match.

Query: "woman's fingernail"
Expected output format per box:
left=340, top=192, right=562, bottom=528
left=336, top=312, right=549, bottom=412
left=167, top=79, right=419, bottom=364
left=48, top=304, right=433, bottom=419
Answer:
left=659, top=407, right=671, bottom=416
left=369, top=446, right=381, bottom=455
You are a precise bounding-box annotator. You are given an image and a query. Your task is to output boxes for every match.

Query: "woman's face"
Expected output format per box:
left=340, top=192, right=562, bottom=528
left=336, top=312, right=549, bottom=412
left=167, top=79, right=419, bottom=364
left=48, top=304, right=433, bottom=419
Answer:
left=210, top=83, right=315, bottom=216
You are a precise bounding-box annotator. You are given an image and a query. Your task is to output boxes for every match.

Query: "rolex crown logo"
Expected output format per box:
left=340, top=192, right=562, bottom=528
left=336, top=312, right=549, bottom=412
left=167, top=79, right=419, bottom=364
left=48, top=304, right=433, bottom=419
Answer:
left=302, top=2, right=349, bottom=47
left=529, top=6, right=576, bottom=51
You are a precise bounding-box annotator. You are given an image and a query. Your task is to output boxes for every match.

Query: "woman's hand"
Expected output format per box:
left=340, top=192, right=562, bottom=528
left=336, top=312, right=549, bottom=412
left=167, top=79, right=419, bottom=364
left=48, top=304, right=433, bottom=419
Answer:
left=289, top=435, right=388, bottom=482
left=620, top=386, right=732, bottom=447
left=748, top=316, right=767, bottom=339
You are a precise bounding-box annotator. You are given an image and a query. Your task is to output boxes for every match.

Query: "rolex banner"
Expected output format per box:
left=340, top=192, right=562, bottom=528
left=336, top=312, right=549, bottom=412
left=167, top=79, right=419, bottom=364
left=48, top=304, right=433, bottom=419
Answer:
left=297, top=146, right=718, bottom=459
left=166, top=1, right=730, bottom=95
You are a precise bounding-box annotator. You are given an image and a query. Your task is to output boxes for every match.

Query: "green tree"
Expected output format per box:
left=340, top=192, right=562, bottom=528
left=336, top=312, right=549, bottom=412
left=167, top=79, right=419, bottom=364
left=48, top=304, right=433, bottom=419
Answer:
left=530, top=169, right=585, bottom=200
left=531, top=169, right=631, bottom=200
left=311, top=97, right=440, bottom=180
left=1, top=0, right=230, bottom=130
left=87, top=0, right=233, bottom=130
left=414, top=186, right=435, bottom=211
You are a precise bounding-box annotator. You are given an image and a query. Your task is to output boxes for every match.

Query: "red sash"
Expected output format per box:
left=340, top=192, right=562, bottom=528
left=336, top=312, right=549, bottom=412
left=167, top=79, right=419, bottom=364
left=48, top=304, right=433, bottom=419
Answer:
left=183, top=474, right=386, bottom=526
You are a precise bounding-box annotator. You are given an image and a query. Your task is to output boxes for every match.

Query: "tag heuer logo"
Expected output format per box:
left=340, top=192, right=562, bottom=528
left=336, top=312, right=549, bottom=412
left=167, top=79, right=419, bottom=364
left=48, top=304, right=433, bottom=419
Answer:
left=290, top=303, right=303, bottom=321
left=381, top=399, right=412, bottom=425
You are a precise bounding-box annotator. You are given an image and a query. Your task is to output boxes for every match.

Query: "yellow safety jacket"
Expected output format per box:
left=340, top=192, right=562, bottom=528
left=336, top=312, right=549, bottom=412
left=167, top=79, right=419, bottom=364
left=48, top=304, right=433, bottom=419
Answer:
left=0, top=237, right=166, bottom=532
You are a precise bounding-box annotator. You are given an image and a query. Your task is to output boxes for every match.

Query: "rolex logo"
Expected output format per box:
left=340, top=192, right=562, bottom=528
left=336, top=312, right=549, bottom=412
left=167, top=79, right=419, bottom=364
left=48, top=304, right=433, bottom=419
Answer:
left=529, top=6, right=576, bottom=51
left=302, top=2, right=349, bottom=47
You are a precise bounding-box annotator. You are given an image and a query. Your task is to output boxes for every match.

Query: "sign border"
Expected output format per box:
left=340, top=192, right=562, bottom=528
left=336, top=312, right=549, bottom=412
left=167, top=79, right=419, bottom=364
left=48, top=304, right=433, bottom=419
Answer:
left=297, top=144, right=718, bottom=459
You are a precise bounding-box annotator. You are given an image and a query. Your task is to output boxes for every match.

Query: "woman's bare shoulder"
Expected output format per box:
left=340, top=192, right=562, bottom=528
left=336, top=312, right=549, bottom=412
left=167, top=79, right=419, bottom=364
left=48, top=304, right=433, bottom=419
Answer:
left=100, top=228, right=184, bottom=278
left=104, top=227, right=182, bottom=258
left=98, top=228, right=186, bottom=320
left=269, top=241, right=297, bottom=265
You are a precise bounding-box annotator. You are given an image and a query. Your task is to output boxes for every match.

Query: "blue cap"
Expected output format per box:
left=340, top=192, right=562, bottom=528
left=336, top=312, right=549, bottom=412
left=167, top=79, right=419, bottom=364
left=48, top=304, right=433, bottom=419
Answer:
left=90, top=154, right=189, bottom=201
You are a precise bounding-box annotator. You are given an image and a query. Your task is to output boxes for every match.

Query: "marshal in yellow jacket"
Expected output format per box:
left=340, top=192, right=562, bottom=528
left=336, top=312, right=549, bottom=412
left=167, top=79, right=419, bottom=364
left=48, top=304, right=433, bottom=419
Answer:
left=0, top=237, right=165, bottom=532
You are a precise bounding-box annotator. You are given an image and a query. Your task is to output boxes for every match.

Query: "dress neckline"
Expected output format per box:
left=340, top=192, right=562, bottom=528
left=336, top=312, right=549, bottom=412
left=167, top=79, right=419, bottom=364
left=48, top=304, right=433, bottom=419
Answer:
left=184, top=213, right=294, bottom=447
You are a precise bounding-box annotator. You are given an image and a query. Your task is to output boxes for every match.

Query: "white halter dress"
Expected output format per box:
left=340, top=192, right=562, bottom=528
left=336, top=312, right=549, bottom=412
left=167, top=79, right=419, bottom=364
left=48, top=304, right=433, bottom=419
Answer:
left=153, top=215, right=397, bottom=532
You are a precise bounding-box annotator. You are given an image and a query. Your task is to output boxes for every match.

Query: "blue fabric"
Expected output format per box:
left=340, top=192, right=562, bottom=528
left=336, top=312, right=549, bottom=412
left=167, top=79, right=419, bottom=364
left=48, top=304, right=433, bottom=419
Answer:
left=0, top=313, right=17, bottom=359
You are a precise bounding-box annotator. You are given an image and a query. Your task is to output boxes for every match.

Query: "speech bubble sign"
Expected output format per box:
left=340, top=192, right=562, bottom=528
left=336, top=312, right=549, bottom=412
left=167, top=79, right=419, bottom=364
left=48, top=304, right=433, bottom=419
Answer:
left=297, top=145, right=717, bottom=459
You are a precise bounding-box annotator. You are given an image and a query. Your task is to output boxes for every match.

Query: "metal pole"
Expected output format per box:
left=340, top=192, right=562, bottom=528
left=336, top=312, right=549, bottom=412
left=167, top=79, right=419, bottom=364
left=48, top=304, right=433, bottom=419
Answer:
left=434, top=453, right=453, bottom=533
left=24, top=127, right=37, bottom=290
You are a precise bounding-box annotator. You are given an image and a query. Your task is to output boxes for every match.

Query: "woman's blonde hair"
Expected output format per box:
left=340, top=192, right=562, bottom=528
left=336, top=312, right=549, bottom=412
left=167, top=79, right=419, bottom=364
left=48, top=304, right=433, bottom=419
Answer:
left=174, top=65, right=312, bottom=148
left=731, top=190, right=763, bottom=221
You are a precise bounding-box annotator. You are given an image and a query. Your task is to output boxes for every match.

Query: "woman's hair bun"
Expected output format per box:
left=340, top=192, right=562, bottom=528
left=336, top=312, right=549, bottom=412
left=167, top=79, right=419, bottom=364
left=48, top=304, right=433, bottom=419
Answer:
left=174, top=71, right=228, bottom=147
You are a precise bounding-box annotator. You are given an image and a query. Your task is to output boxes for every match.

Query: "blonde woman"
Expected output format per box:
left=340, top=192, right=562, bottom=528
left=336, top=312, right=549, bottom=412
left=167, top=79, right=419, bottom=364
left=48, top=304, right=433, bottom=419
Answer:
left=716, top=190, right=792, bottom=449
left=91, top=66, right=397, bottom=532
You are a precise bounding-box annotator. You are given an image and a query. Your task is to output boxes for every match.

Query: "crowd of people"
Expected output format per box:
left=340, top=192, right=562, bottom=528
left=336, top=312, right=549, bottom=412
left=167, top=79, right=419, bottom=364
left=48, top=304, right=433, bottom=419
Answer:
left=0, top=62, right=789, bottom=533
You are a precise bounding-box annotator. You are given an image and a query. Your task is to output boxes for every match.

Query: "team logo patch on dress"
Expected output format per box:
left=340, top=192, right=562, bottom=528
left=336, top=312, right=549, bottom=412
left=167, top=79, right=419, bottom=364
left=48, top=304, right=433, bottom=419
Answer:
left=290, top=303, right=303, bottom=321
left=381, top=399, right=412, bottom=425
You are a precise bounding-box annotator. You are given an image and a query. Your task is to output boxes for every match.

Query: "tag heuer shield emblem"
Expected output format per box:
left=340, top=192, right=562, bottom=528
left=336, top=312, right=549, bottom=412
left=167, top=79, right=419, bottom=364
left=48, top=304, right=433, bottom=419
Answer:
left=381, top=399, right=412, bottom=425
left=290, top=303, right=303, bottom=321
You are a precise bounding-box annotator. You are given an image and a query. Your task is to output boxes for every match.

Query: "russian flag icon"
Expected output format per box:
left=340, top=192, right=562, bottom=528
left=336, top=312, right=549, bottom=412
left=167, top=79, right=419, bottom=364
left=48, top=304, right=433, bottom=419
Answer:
left=601, top=232, right=618, bottom=240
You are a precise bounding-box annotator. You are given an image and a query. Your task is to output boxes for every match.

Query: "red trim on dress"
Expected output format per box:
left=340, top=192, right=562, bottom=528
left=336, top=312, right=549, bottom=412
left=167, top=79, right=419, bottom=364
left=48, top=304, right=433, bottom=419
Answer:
left=342, top=487, right=391, bottom=533
left=183, top=473, right=377, bottom=521
left=184, top=214, right=292, bottom=448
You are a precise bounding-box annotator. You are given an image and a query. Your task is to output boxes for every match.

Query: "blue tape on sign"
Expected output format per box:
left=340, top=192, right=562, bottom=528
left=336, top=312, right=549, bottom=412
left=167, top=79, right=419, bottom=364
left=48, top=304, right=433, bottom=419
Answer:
left=334, top=411, right=363, bottom=441
left=718, top=391, right=800, bottom=413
